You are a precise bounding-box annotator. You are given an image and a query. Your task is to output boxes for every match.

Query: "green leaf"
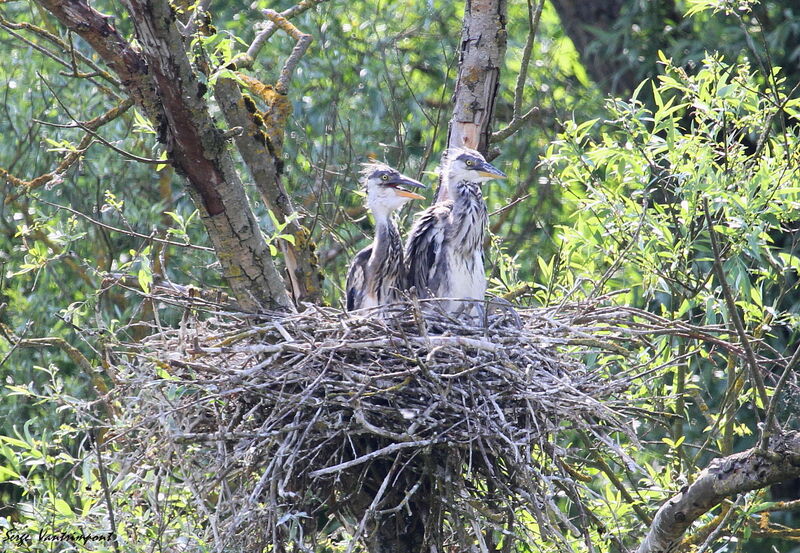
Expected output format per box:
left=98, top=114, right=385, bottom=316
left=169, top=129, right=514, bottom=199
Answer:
left=138, top=256, right=153, bottom=294
left=0, top=465, right=18, bottom=480
left=156, top=150, right=169, bottom=172
left=53, top=498, right=73, bottom=517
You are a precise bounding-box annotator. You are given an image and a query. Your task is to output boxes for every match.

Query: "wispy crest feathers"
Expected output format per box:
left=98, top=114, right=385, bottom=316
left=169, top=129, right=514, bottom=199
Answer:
left=360, top=160, right=394, bottom=179
left=442, top=147, right=484, bottom=164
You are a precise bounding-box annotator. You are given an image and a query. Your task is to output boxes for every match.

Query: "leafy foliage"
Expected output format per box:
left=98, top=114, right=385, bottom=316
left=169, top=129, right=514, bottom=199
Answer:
left=0, top=0, right=799, bottom=551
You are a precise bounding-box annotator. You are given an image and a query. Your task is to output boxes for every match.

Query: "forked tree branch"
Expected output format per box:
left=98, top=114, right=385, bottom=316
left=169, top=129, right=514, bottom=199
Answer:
left=234, top=0, right=328, bottom=70
left=214, top=9, right=323, bottom=304
left=261, top=9, right=313, bottom=94
left=33, top=0, right=293, bottom=312
left=121, top=0, right=293, bottom=311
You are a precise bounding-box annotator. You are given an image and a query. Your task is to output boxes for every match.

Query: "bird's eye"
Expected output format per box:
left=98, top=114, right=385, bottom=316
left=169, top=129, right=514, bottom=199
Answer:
left=466, top=160, right=474, bottom=166
left=381, top=174, right=389, bottom=181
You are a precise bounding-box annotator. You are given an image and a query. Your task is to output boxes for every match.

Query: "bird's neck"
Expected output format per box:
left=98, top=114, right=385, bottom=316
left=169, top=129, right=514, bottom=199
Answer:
left=447, top=177, right=487, bottom=255
left=370, top=205, right=393, bottom=226
left=446, top=177, right=482, bottom=205
left=371, top=209, right=400, bottom=248
left=370, top=211, right=402, bottom=268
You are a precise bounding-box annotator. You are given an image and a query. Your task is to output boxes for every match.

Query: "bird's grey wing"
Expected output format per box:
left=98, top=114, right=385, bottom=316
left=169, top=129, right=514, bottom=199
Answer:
left=405, top=204, right=450, bottom=297
left=346, top=246, right=372, bottom=311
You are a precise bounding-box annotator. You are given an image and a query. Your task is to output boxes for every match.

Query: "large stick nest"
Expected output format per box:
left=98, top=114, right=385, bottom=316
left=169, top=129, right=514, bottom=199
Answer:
left=109, top=297, right=682, bottom=552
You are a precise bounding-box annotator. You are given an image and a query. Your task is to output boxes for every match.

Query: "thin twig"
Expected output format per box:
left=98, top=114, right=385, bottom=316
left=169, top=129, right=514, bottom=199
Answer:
left=38, top=74, right=162, bottom=164
left=695, top=496, right=743, bottom=553
left=703, top=198, right=770, bottom=414
left=236, top=0, right=328, bottom=69
left=92, top=429, right=122, bottom=553
left=760, top=341, right=800, bottom=449
left=38, top=198, right=214, bottom=252
left=0, top=16, right=120, bottom=90
left=490, top=0, right=543, bottom=143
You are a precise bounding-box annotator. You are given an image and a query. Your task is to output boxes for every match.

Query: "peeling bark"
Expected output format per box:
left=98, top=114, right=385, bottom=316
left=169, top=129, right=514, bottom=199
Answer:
left=636, top=431, right=800, bottom=553
left=441, top=0, right=507, bottom=201
left=35, top=0, right=293, bottom=312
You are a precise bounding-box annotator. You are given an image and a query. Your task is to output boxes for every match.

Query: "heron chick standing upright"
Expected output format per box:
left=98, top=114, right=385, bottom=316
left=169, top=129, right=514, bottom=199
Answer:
left=405, top=148, right=506, bottom=311
left=345, top=163, right=426, bottom=312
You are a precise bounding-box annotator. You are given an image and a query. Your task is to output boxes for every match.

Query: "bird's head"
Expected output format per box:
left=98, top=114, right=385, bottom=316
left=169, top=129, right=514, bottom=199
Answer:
left=361, top=162, right=426, bottom=215
left=442, top=148, right=507, bottom=184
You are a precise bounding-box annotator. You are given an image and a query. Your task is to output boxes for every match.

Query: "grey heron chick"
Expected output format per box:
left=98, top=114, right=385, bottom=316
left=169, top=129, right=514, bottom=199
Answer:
left=345, top=163, right=426, bottom=312
left=404, top=148, right=506, bottom=311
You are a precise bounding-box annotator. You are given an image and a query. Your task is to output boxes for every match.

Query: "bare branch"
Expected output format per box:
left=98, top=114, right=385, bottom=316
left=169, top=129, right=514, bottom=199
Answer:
left=261, top=9, right=313, bottom=94
left=33, top=0, right=164, bottom=119
left=236, top=0, right=328, bottom=70
left=491, top=106, right=539, bottom=143
left=33, top=0, right=297, bottom=311
left=491, top=0, right=543, bottom=143
left=636, top=432, right=800, bottom=553
left=213, top=8, right=323, bottom=304
left=215, top=76, right=324, bottom=304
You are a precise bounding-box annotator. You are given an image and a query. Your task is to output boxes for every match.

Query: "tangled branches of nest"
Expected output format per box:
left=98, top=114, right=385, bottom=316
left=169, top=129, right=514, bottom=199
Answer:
left=109, top=297, right=702, bottom=552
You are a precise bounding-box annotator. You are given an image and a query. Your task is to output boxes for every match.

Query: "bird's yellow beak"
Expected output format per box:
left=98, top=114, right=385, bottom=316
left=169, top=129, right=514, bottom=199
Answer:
left=477, top=170, right=507, bottom=179
left=394, top=189, right=425, bottom=200
left=476, top=159, right=507, bottom=180
left=386, top=173, right=426, bottom=200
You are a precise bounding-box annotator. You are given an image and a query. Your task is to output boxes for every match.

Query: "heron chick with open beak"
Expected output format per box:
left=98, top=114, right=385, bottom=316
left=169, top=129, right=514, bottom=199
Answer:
left=345, top=163, right=426, bottom=312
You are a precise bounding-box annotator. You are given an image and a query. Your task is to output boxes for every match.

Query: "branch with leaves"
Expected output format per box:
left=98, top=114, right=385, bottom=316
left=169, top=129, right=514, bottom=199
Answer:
left=28, top=0, right=324, bottom=311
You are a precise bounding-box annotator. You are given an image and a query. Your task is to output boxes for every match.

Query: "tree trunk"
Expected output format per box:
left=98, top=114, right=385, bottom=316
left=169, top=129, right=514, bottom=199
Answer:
left=441, top=0, right=508, bottom=201
left=35, top=0, right=293, bottom=312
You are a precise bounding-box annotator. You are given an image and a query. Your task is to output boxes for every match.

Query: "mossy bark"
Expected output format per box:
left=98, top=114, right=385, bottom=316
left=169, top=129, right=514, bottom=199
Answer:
left=215, top=77, right=324, bottom=305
